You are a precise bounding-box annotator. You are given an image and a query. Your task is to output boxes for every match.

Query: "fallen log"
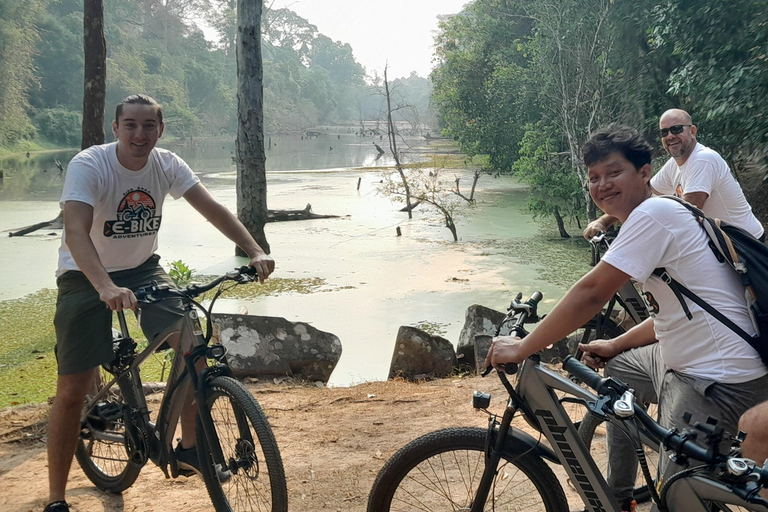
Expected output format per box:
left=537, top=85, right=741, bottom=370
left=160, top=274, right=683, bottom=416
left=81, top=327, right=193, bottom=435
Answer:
left=268, top=203, right=341, bottom=222
left=8, top=211, right=64, bottom=237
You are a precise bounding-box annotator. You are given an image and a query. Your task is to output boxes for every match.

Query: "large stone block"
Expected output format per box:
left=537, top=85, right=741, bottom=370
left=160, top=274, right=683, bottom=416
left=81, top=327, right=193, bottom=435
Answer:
left=389, top=326, right=457, bottom=380
left=211, top=313, right=342, bottom=383
left=456, top=305, right=510, bottom=371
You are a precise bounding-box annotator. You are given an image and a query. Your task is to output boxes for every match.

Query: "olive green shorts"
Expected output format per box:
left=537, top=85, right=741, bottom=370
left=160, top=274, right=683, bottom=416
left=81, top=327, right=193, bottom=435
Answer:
left=53, top=254, right=183, bottom=375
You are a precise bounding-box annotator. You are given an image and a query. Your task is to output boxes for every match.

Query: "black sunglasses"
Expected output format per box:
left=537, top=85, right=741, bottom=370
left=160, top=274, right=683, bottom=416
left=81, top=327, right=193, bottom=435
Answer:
left=659, top=124, right=691, bottom=138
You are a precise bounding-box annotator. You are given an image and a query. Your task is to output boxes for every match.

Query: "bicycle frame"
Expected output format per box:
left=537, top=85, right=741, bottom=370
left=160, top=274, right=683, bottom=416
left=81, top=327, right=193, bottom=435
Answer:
left=81, top=299, right=232, bottom=479
left=483, top=357, right=768, bottom=512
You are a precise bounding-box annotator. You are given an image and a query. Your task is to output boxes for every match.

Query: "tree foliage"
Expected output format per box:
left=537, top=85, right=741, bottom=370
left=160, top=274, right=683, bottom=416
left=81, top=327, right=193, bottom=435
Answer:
left=431, top=0, right=768, bottom=229
left=1, top=0, right=406, bottom=147
left=0, top=0, right=43, bottom=144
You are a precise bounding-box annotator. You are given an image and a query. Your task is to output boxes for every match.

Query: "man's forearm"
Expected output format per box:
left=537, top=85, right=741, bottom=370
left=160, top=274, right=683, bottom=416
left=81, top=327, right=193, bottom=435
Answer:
left=184, top=185, right=267, bottom=258
left=612, top=317, right=657, bottom=352
left=66, top=230, right=114, bottom=292
left=202, top=202, right=265, bottom=257
left=594, top=214, right=618, bottom=231
left=519, top=274, right=621, bottom=356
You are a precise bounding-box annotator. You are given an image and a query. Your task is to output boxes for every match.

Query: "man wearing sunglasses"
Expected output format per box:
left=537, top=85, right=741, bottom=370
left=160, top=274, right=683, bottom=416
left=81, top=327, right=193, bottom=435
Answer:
left=585, top=109, right=764, bottom=241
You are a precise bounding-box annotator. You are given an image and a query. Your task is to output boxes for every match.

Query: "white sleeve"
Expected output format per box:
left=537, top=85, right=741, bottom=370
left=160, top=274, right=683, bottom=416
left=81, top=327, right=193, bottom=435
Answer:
left=59, top=151, right=102, bottom=208
left=601, top=207, right=675, bottom=283
left=168, top=154, right=201, bottom=199
left=680, top=158, right=716, bottom=195
left=650, top=159, right=676, bottom=195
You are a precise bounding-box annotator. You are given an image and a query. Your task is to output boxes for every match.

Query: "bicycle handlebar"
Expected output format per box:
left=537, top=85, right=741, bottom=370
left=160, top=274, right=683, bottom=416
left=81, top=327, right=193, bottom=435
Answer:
left=135, top=266, right=258, bottom=303
left=481, top=291, right=543, bottom=377
left=562, top=355, right=753, bottom=468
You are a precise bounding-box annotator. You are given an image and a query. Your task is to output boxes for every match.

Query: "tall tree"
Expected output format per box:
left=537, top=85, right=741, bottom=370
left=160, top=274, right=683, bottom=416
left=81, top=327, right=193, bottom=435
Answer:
left=0, top=0, right=42, bottom=145
left=82, top=0, right=107, bottom=149
left=235, top=0, right=270, bottom=254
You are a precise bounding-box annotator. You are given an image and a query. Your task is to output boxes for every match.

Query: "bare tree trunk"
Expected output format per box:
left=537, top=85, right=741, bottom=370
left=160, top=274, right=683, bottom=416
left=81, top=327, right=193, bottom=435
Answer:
left=384, top=66, right=413, bottom=219
left=235, top=0, right=270, bottom=254
left=469, top=170, right=480, bottom=201
left=553, top=206, right=570, bottom=238
left=82, top=0, right=106, bottom=150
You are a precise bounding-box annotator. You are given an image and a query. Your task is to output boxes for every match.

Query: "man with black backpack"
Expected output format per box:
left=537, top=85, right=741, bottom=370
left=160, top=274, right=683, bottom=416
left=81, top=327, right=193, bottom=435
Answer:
left=486, top=124, right=768, bottom=512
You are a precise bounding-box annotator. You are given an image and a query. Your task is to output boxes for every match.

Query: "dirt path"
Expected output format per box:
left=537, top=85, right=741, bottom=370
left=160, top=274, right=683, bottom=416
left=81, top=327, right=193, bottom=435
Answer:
left=0, top=375, right=648, bottom=511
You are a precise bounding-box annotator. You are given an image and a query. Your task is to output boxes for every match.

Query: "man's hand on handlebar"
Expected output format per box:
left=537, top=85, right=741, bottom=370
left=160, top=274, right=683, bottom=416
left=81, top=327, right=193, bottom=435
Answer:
left=583, top=219, right=609, bottom=240
left=98, top=284, right=137, bottom=312
left=248, top=253, right=275, bottom=284
left=578, top=339, right=622, bottom=369
left=484, top=335, right=527, bottom=373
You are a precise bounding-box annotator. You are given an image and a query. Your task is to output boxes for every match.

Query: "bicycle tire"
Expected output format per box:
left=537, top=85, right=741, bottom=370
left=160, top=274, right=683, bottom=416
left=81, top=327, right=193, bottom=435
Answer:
left=196, top=376, right=288, bottom=512
left=75, top=370, right=143, bottom=492
left=367, top=427, right=569, bottom=512
left=578, top=407, right=659, bottom=504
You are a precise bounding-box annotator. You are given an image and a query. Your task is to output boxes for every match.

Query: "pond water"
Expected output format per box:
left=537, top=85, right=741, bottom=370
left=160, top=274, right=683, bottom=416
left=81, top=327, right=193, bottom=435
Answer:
left=0, top=135, right=586, bottom=386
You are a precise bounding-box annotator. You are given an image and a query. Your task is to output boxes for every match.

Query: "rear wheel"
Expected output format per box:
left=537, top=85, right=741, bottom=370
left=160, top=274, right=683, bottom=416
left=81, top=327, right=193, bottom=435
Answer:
left=367, top=427, right=568, bottom=511
left=75, top=369, right=143, bottom=492
left=197, top=376, right=288, bottom=512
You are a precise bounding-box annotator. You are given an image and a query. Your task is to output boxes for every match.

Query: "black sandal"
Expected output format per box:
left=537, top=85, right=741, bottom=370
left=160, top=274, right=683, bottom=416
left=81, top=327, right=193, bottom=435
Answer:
left=43, top=501, right=70, bottom=512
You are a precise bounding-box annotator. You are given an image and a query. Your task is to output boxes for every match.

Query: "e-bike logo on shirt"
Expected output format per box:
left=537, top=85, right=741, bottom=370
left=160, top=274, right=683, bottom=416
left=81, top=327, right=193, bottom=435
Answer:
left=103, top=189, right=161, bottom=238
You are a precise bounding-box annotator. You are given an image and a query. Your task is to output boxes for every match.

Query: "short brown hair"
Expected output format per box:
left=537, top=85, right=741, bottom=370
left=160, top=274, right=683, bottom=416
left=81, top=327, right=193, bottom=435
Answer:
left=115, top=94, right=163, bottom=125
left=582, top=123, right=652, bottom=170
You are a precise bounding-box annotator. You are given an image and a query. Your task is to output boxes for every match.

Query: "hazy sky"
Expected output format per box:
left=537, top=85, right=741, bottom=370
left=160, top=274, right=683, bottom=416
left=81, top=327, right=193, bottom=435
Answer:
left=268, top=0, right=470, bottom=79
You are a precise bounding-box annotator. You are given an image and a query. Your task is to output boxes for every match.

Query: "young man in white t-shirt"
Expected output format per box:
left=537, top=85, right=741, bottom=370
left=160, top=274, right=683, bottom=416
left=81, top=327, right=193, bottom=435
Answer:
left=584, top=109, right=764, bottom=241
left=44, top=95, right=275, bottom=512
left=485, top=124, right=768, bottom=511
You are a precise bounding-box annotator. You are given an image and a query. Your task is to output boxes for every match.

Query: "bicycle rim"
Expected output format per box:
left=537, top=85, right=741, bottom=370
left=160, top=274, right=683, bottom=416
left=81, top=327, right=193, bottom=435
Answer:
left=368, top=427, right=568, bottom=512
left=198, top=376, right=287, bottom=512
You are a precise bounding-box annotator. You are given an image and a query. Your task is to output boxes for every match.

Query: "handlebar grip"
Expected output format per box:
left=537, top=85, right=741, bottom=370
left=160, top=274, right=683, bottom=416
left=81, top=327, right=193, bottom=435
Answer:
left=562, top=356, right=604, bottom=391
left=527, top=291, right=542, bottom=305
left=238, top=265, right=258, bottom=276
left=502, top=362, right=518, bottom=375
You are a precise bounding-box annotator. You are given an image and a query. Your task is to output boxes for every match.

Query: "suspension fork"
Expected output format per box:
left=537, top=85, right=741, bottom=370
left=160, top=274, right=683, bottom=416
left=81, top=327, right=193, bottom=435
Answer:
left=471, top=400, right=518, bottom=512
left=187, top=346, right=230, bottom=469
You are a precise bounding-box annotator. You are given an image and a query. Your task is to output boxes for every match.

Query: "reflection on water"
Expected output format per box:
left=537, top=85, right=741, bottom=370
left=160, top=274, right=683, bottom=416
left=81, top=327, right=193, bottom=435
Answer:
left=0, top=149, right=78, bottom=201
left=0, top=132, right=405, bottom=201
left=173, top=133, right=399, bottom=174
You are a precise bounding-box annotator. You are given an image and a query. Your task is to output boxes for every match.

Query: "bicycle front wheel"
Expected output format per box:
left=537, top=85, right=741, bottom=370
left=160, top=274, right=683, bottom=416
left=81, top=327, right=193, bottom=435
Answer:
left=367, top=427, right=568, bottom=512
left=75, top=370, right=143, bottom=492
left=197, top=376, right=288, bottom=512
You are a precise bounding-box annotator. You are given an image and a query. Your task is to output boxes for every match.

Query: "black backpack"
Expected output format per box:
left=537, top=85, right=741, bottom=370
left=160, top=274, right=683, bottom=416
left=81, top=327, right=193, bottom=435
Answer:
left=652, top=196, right=768, bottom=365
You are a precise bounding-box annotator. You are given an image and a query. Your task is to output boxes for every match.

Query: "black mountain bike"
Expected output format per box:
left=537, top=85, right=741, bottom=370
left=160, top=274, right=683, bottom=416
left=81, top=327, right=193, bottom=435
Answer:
left=75, top=266, right=288, bottom=512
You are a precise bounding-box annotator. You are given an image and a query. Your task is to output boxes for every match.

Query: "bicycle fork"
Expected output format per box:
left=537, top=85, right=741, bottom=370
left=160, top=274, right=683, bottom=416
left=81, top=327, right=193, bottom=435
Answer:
left=470, top=400, right=519, bottom=512
left=188, top=346, right=234, bottom=483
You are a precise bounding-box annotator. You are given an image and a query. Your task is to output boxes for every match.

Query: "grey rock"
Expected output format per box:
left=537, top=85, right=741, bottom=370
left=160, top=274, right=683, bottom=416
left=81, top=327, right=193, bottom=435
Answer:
left=389, top=326, right=456, bottom=380
left=212, top=313, right=342, bottom=383
left=456, top=305, right=510, bottom=371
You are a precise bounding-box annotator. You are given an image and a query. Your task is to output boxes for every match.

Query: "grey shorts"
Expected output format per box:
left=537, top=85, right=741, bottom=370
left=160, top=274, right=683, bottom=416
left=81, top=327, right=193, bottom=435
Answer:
left=53, top=254, right=183, bottom=375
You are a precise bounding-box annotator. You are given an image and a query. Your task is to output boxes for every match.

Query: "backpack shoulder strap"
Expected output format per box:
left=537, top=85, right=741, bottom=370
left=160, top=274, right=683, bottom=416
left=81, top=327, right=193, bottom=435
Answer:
left=652, top=268, right=755, bottom=344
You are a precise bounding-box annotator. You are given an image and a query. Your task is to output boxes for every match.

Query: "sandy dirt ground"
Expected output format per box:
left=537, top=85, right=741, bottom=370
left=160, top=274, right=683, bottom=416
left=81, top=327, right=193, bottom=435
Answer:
left=0, top=375, right=653, bottom=512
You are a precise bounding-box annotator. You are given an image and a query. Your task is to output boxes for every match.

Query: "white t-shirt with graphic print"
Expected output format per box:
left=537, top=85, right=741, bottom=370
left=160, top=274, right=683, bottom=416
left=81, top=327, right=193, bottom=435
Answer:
left=651, top=143, right=763, bottom=238
left=601, top=196, right=766, bottom=384
left=57, top=142, right=200, bottom=276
